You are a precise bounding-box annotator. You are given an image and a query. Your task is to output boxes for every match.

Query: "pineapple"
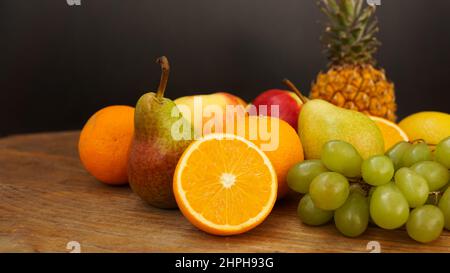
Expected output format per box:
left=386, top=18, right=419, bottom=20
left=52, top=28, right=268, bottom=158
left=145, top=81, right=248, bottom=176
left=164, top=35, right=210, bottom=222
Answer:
left=311, top=0, right=397, bottom=121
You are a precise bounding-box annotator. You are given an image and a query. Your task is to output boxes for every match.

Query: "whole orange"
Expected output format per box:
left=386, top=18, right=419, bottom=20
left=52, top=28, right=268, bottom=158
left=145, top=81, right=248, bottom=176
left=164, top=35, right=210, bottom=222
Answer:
left=78, top=105, right=134, bottom=185
left=235, top=115, right=304, bottom=199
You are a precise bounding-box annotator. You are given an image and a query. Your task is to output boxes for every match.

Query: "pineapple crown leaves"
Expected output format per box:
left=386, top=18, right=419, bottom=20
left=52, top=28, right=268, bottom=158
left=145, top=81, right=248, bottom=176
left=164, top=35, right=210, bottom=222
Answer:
left=319, top=0, right=381, bottom=67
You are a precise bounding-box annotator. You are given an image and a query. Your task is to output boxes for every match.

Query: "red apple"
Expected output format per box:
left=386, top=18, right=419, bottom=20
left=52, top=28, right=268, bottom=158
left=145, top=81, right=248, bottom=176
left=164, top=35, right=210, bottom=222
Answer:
left=250, top=89, right=303, bottom=129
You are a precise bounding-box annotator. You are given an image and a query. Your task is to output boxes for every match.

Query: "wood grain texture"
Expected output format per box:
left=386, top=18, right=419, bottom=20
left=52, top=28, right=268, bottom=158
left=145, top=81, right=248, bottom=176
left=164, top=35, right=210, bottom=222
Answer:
left=0, top=131, right=449, bottom=253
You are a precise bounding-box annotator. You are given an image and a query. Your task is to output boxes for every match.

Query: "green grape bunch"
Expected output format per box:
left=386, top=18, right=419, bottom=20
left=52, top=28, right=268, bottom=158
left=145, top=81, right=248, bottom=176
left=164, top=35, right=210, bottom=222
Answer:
left=287, top=136, right=450, bottom=243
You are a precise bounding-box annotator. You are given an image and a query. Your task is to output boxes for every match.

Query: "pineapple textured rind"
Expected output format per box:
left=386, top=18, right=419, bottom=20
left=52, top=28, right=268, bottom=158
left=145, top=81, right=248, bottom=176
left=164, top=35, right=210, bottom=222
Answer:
left=312, top=0, right=397, bottom=121
left=311, top=65, right=397, bottom=121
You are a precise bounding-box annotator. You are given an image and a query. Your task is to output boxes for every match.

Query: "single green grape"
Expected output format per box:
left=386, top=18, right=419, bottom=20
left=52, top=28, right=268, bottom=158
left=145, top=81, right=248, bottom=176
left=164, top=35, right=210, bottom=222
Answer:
left=394, top=167, right=429, bottom=208
left=287, top=160, right=328, bottom=194
left=400, top=142, right=432, bottom=167
left=406, top=205, right=444, bottom=243
left=411, top=161, right=449, bottom=191
left=334, top=192, right=369, bottom=237
left=297, top=194, right=334, bottom=226
left=321, top=140, right=362, bottom=178
left=438, top=187, right=450, bottom=230
left=370, top=183, right=409, bottom=229
left=309, top=172, right=350, bottom=210
left=386, top=141, right=412, bottom=170
left=434, top=136, right=450, bottom=169
left=362, top=155, right=394, bottom=186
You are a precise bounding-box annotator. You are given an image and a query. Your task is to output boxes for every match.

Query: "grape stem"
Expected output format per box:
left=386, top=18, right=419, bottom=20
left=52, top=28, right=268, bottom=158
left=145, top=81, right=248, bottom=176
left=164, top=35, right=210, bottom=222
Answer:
left=410, top=139, right=437, bottom=146
left=428, top=191, right=442, bottom=205
left=348, top=180, right=371, bottom=196
left=349, top=181, right=443, bottom=200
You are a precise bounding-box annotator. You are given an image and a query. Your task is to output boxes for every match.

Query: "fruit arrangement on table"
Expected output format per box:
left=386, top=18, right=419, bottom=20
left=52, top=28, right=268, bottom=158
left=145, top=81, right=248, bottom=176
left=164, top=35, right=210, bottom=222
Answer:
left=78, top=0, right=450, bottom=244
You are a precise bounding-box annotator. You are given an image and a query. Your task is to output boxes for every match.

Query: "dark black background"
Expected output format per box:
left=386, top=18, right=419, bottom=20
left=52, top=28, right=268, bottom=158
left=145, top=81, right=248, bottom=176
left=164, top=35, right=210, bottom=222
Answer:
left=1, top=0, right=449, bottom=136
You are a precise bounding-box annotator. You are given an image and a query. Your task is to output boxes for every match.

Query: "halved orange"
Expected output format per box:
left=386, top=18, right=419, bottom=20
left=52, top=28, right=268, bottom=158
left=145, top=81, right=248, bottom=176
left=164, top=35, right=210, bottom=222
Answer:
left=173, top=133, right=277, bottom=236
left=370, top=116, right=409, bottom=151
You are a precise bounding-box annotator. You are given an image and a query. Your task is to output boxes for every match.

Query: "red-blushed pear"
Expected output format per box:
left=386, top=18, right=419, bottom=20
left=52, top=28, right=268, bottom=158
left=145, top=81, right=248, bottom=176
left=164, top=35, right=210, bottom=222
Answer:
left=250, top=88, right=304, bottom=129
left=128, top=57, right=193, bottom=209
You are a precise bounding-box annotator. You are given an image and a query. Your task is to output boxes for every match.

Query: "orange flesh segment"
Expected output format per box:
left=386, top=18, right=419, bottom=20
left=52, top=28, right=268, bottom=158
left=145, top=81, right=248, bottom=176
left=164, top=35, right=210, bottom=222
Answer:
left=176, top=134, right=277, bottom=232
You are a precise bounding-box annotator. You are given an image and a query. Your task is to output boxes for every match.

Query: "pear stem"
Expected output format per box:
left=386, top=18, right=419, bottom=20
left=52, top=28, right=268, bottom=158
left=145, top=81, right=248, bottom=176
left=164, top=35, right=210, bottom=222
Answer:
left=282, top=79, right=309, bottom=104
left=156, top=56, right=170, bottom=99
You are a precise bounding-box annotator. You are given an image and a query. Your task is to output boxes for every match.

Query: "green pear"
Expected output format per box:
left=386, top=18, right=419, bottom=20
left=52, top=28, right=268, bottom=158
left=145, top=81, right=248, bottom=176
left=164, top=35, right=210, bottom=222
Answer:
left=284, top=79, right=384, bottom=160
left=299, top=99, right=384, bottom=159
left=128, top=57, right=193, bottom=209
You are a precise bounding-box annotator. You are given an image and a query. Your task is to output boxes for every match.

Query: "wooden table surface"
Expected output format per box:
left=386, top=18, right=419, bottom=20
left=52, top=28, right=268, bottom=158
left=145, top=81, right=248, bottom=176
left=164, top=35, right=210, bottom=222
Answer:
left=0, top=131, right=449, bottom=253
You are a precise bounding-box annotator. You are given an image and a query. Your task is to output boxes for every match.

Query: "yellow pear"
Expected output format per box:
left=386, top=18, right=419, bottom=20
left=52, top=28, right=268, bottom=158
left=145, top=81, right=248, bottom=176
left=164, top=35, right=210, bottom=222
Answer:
left=298, top=99, right=384, bottom=159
